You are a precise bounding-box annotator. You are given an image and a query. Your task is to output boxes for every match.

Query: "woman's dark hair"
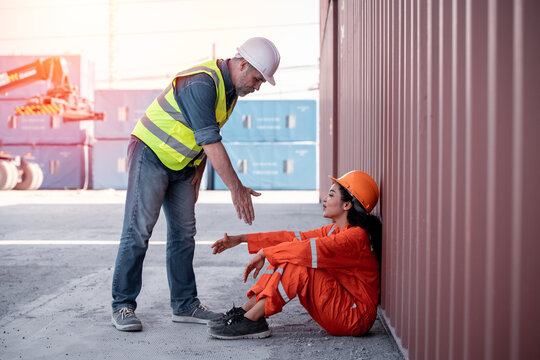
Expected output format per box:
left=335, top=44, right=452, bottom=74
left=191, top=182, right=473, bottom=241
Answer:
left=338, top=183, right=382, bottom=263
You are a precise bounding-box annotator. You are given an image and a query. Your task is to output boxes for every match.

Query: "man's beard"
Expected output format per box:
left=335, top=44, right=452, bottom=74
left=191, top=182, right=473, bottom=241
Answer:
left=236, top=86, right=254, bottom=97
left=235, top=71, right=255, bottom=97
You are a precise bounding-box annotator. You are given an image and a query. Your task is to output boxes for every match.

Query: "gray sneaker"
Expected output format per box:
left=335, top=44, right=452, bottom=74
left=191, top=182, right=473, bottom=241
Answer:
left=208, top=305, right=246, bottom=328
left=112, top=307, right=142, bottom=331
left=208, top=313, right=271, bottom=340
left=172, top=303, right=222, bottom=325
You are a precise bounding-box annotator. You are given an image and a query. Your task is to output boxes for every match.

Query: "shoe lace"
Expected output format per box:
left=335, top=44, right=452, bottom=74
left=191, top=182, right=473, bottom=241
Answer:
left=196, top=303, right=210, bottom=312
left=225, top=306, right=242, bottom=317
left=226, top=313, right=246, bottom=325
left=119, top=308, right=135, bottom=320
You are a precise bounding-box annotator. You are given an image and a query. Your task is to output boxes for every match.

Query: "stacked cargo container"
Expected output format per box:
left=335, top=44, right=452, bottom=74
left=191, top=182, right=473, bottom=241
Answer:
left=215, top=100, right=317, bottom=190
left=1, top=64, right=318, bottom=191
left=92, top=89, right=160, bottom=189
left=0, top=55, right=95, bottom=189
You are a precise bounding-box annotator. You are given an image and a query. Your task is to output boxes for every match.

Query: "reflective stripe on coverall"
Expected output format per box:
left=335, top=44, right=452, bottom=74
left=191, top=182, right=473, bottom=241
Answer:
left=246, top=224, right=379, bottom=336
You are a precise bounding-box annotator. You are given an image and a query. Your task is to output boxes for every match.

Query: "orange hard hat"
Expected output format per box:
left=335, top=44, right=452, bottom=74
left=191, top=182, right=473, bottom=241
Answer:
left=329, top=170, right=379, bottom=213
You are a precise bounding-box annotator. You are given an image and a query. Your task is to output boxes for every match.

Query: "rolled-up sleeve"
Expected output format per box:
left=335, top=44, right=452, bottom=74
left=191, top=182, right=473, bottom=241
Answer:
left=173, top=74, right=222, bottom=146
left=193, top=125, right=222, bottom=146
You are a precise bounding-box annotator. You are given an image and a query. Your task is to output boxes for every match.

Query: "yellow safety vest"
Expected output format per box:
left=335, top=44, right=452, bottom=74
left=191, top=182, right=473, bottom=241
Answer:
left=132, top=60, right=236, bottom=170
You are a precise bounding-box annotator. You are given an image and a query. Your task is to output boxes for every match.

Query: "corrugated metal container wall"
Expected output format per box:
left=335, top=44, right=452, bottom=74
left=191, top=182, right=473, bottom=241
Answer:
left=319, top=1, right=540, bottom=360
left=319, top=0, right=337, bottom=196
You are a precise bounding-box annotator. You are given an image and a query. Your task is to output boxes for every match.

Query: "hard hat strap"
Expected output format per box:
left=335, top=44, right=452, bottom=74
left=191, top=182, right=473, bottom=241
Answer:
left=352, top=198, right=367, bottom=215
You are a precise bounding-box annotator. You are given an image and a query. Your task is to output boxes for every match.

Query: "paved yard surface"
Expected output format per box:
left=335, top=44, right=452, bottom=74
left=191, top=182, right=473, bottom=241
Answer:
left=0, top=190, right=403, bottom=360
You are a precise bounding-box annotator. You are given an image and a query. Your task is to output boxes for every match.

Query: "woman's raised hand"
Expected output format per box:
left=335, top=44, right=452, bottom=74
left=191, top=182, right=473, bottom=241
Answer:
left=211, top=233, right=243, bottom=254
left=243, top=250, right=265, bottom=283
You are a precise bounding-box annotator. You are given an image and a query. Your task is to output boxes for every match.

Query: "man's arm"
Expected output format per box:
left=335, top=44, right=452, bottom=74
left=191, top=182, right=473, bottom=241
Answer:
left=173, top=74, right=259, bottom=223
left=202, top=141, right=260, bottom=225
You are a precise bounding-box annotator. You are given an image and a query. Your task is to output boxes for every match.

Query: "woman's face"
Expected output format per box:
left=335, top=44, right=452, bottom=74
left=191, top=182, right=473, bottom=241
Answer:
left=322, top=183, right=350, bottom=220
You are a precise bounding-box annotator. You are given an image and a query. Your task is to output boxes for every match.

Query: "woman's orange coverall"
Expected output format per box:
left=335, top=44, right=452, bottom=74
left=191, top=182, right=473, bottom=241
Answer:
left=246, top=223, right=380, bottom=336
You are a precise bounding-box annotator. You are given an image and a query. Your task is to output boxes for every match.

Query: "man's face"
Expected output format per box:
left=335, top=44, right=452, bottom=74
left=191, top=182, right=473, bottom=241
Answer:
left=235, top=63, right=266, bottom=97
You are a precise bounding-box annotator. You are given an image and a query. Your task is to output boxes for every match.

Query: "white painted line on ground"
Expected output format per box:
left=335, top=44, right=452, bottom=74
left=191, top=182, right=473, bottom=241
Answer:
left=0, top=190, right=319, bottom=207
left=0, top=240, right=217, bottom=245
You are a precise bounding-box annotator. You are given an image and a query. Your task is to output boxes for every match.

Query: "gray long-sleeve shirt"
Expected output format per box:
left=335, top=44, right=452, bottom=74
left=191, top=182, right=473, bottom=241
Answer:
left=173, top=59, right=237, bottom=146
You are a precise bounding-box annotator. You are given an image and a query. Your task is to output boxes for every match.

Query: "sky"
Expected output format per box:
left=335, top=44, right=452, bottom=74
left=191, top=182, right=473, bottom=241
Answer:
left=0, top=0, right=320, bottom=99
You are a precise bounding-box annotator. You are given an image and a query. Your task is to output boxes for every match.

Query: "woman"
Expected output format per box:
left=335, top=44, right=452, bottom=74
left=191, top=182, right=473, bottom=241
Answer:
left=209, top=170, right=382, bottom=339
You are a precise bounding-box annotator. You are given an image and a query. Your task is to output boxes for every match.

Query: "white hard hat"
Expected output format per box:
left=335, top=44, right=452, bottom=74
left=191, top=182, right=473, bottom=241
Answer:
left=237, top=37, right=280, bottom=85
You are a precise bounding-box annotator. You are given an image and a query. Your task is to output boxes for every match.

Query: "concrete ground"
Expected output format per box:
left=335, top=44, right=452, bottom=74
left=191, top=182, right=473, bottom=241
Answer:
left=0, top=190, right=403, bottom=360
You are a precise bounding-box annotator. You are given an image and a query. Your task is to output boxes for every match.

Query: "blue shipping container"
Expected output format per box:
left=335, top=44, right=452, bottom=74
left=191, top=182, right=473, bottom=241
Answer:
left=92, top=138, right=210, bottom=190
left=213, top=142, right=317, bottom=190
left=92, top=139, right=129, bottom=189
left=220, top=100, right=317, bottom=142
left=0, top=99, right=93, bottom=144
left=1, top=143, right=91, bottom=189
left=94, top=89, right=161, bottom=139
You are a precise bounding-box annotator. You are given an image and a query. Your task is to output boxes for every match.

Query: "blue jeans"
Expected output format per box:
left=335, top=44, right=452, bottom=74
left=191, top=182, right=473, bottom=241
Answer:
left=112, top=136, right=200, bottom=313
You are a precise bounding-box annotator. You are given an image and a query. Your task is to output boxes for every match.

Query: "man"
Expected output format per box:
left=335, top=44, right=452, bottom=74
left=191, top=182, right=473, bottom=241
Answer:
left=111, top=37, right=280, bottom=331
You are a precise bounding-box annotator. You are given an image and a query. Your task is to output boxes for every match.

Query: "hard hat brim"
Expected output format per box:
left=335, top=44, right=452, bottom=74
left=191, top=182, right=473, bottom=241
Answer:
left=243, top=57, right=276, bottom=86
left=265, top=76, right=276, bottom=86
left=329, top=175, right=345, bottom=191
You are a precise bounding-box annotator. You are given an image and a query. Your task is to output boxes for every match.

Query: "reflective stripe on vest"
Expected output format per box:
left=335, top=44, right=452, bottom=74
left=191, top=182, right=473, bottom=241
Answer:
left=132, top=60, right=236, bottom=170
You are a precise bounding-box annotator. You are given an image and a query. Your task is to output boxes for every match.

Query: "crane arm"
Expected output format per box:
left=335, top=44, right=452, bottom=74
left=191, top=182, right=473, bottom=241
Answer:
left=0, top=57, right=104, bottom=122
left=0, top=57, right=69, bottom=94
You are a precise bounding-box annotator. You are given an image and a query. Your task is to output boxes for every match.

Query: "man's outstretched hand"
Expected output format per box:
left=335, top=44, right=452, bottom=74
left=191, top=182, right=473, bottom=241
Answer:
left=231, top=185, right=261, bottom=225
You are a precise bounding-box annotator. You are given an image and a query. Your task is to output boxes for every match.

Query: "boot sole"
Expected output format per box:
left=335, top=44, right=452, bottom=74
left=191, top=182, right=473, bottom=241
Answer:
left=207, top=328, right=271, bottom=340
left=172, top=314, right=209, bottom=324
